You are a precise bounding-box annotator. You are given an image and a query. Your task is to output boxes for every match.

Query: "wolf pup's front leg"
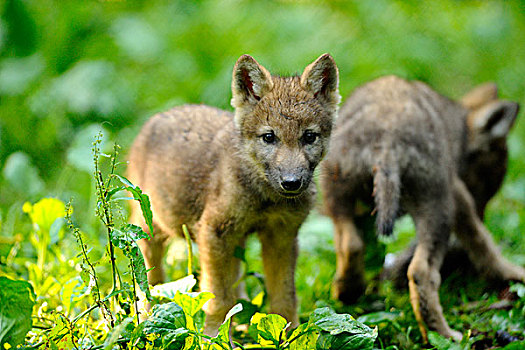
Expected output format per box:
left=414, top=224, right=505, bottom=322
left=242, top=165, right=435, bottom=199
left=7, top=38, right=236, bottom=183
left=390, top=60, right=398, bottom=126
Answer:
left=197, top=210, right=245, bottom=336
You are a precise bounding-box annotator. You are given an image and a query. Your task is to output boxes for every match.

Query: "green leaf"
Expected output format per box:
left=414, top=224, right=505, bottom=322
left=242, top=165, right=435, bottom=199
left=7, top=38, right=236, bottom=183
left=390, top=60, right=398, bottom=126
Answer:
left=234, top=299, right=259, bottom=325
left=144, top=302, right=186, bottom=335
left=173, top=291, right=215, bottom=317
left=61, top=276, right=89, bottom=314
left=113, top=173, right=135, bottom=188
left=0, top=277, right=36, bottom=347
left=23, top=197, right=66, bottom=235
left=316, top=329, right=379, bottom=350
left=105, top=186, right=126, bottom=201
left=103, top=317, right=133, bottom=350
left=114, top=174, right=154, bottom=238
left=251, top=291, right=265, bottom=307
left=214, top=303, right=243, bottom=346
left=119, top=223, right=149, bottom=241
left=289, top=322, right=319, bottom=350
left=311, top=307, right=371, bottom=335
left=2, top=151, right=44, bottom=196
left=233, top=246, right=246, bottom=262
left=151, top=275, right=197, bottom=300
left=111, top=226, right=152, bottom=301
left=357, top=311, right=401, bottom=325
left=311, top=308, right=378, bottom=350
left=509, top=283, right=525, bottom=299
left=309, top=307, right=334, bottom=324
left=143, top=302, right=189, bottom=349
left=428, top=332, right=464, bottom=350
left=162, top=328, right=191, bottom=349
left=502, top=341, right=525, bottom=349
left=251, top=312, right=289, bottom=347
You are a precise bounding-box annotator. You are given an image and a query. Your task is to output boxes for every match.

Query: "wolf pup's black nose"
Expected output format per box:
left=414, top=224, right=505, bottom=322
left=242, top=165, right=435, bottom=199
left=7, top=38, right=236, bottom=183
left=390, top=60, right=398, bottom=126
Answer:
left=281, top=179, right=302, bottom=192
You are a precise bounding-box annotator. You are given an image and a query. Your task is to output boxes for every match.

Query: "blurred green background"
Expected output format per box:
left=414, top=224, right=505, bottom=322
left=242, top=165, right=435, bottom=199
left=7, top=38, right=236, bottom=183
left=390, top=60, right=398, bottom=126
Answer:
left=1, top=0, right=524, bottom=294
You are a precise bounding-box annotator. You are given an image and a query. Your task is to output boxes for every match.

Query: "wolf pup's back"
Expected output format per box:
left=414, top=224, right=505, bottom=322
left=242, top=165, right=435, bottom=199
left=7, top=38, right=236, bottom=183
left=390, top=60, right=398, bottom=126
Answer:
left=128, top=105, right=233, bottom=238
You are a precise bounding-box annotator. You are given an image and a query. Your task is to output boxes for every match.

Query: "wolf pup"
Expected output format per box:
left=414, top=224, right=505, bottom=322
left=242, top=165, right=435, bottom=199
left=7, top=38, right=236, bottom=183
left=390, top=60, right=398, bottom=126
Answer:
left=321, top=76, right=524, bottom=341
left=128, top=54, right=340, bottom=335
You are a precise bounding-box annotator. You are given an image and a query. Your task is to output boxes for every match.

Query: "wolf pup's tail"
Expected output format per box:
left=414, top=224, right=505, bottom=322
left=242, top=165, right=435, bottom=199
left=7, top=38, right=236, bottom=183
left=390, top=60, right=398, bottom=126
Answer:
left=373, top=147, right=400, bottom=236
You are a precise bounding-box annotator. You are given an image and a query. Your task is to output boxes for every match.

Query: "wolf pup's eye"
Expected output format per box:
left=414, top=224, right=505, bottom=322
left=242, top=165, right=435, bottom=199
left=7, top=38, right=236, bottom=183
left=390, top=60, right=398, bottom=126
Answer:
left=303, top=131, right=318, bottom=144
left=261, top=132, right=276, bottom=144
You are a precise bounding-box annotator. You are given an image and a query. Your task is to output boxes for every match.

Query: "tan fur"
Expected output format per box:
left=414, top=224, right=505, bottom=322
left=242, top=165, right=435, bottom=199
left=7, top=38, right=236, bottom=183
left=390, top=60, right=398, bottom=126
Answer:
left=128, top=54, right=340, bottom=336
left=321, top=76, right=523, bottom=341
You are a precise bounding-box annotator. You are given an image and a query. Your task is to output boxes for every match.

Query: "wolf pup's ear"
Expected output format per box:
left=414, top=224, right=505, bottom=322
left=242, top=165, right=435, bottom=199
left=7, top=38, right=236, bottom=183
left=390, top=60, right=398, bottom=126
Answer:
left=300, top=53, right=340, bottom=108
left=461, top=82, right=498, bottom=111
left=231, top=55, right=274, bottom=111
left=469, top=101, right=519, bottom=139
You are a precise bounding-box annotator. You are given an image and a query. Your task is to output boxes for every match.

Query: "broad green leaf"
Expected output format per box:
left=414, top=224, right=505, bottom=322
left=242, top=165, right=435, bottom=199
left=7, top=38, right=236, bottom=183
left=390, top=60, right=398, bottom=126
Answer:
left=119, top=224, right=149, bottom=241
left=251, top=312, right=288, bottom=347
left=173, top=291, right=215, bottom=317
left=234, top=299, right=259, bottom=325
left=111, top=226, right=152, bottom=301
left=143, top=302, right=187, bottom=331
left=151, top=275, right=197, bottom=299
left=357, top=311, right=401, bottom=325
left=311, top=308, right=378, bottom=350
left=23, top=198, right=66, bottom=234
left=214, top=303, right=243, bottom=346
left=428, top=332, right=464, bottom=350
left=311, top=307, right=372, bottom=335
left=502, top=341, right=525, bottom=349
left=61, top=276, right=89, bottom=314
left=143, top=303, right=189, bottom=350
left=251, top=291, right=264, bottom=307
left=0, top=277, right=36, bottom=347
left=309, top=307, right=334, bottom=324
left=289, top=322, right=319, bottom=350
left=316, top=328, right=378, bottom=350
left=250, top=313, right=274, bottom=347
left=2, top=151, right=44, bottom=196
left=162, top=328, right=192, bottom=350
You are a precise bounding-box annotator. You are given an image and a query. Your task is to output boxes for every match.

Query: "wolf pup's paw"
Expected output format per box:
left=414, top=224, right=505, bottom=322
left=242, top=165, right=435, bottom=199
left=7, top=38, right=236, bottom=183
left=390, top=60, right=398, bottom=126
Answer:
left=332, top=276, right=366, bottom=304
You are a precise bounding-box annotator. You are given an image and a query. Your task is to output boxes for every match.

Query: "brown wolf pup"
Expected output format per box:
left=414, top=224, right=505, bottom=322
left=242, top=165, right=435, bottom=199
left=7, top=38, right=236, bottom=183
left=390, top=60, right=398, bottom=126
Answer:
left=127, top=54, right=340, bottom=335
left=321, top=76, right=524, bottom=341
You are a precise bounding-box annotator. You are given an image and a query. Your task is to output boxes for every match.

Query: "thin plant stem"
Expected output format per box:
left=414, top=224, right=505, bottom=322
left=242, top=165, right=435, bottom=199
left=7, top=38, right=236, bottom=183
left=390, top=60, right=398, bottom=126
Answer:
left=182, top=224, right=193, bottom=276
left=66, top=201, right=114, bottom=327
left=93, top=135, right=119, bottom=319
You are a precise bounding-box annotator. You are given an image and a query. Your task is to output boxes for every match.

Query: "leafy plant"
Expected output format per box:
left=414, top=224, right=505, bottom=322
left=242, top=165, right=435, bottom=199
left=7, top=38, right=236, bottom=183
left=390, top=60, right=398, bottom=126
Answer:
left=0, top=276, right=36, bottom=348
left=0, top=136, right=380, bottom=349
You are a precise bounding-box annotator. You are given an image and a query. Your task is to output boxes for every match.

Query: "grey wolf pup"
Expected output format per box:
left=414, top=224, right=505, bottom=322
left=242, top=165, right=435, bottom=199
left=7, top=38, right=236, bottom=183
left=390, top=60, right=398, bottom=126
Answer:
left=128, top=54, right=340, bottom=335
left=321, top=76, right=524, bottom=340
